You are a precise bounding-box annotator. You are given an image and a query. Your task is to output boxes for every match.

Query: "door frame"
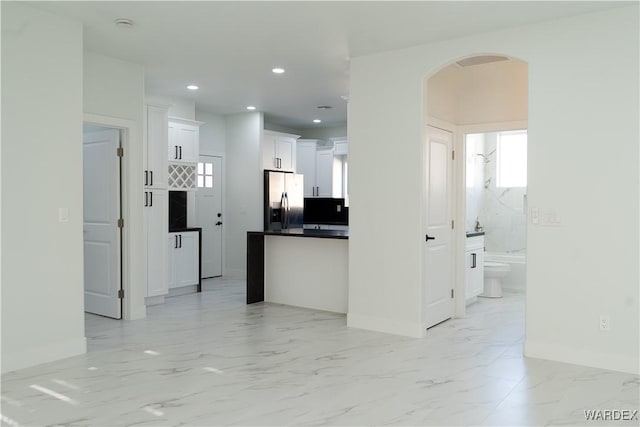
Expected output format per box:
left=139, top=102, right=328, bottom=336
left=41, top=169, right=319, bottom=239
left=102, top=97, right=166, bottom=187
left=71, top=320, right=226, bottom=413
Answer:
left=83, top=113, right=145, bottom=321
left=198, top=151, right=225, bottom=277
left=454, top=120, right=528, bottom=318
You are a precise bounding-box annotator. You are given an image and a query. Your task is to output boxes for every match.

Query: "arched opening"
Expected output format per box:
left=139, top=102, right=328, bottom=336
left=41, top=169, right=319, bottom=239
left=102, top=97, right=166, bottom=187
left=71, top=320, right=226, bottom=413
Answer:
left=422, top=55, right=529, bottom=338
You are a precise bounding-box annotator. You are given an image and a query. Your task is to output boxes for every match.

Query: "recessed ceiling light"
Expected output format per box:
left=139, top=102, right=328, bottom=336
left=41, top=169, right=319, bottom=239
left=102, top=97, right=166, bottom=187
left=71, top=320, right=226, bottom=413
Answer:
left=246, top=106, right=256, bottom=110
left=313, top=119, right=322, bottom=123
left=114, top=18, right=134, bottom=29
left=186, top=85, right=199, bottom=90
left=272, top=68, right=285, bottom=74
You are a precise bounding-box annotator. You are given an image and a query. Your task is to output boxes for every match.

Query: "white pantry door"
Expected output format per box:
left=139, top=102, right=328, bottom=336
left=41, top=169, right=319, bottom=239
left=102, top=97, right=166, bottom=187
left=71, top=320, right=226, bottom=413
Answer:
left=195, top=155, right=223, bottom=278
left=83, top=128, right=121, bottom=319
left=423, top=126, right=454, bottom=329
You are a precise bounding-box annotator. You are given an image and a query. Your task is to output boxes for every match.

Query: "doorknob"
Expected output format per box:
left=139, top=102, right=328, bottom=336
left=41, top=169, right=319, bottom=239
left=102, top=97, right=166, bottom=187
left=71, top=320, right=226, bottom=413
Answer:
left=215, top=221, right=222, bottom=226
left=425, top=234, right=436, bottom=242
left=217, top=213, right=222, bottom=217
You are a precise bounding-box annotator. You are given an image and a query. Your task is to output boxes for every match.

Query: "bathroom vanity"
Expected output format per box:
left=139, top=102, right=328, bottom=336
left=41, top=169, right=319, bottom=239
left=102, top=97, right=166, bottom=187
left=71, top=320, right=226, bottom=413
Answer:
left=465, top=232, right=485, bottom=304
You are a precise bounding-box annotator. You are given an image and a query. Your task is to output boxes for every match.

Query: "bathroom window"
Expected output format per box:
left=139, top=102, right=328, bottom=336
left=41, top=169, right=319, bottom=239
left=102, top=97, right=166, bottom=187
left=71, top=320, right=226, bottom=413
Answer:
left=496, top=130, right=527, bottom=188
left=197, top=162, right=213, bottom=188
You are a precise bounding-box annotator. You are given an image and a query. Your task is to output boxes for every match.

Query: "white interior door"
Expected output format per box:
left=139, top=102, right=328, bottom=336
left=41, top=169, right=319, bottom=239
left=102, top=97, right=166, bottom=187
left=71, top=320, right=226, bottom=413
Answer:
left=83, top=128, right=121, bottom=319
left=423, top=126, right=454, bottom=329
left=195, top=155, right=223, bottom=278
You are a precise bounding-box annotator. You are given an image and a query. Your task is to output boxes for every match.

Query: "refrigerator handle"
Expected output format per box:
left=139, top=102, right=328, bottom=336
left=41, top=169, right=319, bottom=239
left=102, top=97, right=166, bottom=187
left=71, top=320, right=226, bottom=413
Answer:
left=280, top=192, right=286, bottom=228
left=284, top=192, right=290, bottom=229
left=284, top=193, right=291, bottom=228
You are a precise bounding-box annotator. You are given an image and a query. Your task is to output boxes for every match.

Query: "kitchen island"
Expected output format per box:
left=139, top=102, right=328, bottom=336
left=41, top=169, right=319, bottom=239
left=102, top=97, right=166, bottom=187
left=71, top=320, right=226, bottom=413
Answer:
left=247, top=230, right=348, bottom=313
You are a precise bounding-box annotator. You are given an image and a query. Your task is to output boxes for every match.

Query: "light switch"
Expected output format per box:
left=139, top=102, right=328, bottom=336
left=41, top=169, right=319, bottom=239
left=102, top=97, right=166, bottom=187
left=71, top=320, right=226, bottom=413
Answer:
left=336, top=205, right=342, bottom=213
left=58, top=208, right=69, bottom=223
left=530, top=207, right=539, bottom=225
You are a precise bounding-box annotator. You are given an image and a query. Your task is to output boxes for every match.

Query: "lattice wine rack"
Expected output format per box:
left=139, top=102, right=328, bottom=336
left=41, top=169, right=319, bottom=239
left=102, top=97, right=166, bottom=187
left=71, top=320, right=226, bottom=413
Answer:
left=168, top=164, right=196, bottom=190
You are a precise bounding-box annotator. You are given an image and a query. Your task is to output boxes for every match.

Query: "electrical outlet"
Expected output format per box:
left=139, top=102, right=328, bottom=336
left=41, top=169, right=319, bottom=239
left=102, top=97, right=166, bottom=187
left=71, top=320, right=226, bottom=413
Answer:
left=599, top=315, right=610, bottom=331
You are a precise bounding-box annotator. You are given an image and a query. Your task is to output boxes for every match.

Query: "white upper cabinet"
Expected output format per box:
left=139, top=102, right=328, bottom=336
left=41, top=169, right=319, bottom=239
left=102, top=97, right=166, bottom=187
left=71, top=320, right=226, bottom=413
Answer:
left=297, top=139, right=345, bottom=198
left=296, top=140, right=318, bottom=197
left=168, top=118, right=203, bottom=164
left=262, top=130, right=299, bottom=172
left=332, top=137, right=348, bottom=156
left=144, top=104, right=169, bottom=189
left=315, top=148, right=337, bottom=197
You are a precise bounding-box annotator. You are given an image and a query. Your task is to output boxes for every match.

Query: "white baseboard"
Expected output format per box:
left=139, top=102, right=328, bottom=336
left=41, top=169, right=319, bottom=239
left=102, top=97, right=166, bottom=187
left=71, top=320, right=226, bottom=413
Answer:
left=347, top=313, right=426, bottom=338
left=168, top=284, right=198, bottom=297
left=524, top=339, right=639, bottom=375
left=145, top=295, right=165, bottom=306
left=1, top=337, right=87, bottom=374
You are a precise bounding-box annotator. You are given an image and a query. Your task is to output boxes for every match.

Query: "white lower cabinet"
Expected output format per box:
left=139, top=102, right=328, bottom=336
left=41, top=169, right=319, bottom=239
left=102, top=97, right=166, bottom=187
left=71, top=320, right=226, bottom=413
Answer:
left=168, top=231, right=199, bottom=289
left=465, top=235, right=485, bottom=303
left=145, top=190, right=168, bottom=297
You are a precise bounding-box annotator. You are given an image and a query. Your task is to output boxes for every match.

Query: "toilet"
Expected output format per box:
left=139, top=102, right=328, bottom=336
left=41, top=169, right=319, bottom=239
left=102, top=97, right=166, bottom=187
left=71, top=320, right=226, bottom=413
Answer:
left=481, top=261, right=510, bottom=298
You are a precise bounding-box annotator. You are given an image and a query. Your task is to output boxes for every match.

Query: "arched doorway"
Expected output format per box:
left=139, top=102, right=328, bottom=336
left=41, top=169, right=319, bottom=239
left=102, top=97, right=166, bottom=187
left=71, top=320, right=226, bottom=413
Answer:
left=422, top=55, right=529, bottom=328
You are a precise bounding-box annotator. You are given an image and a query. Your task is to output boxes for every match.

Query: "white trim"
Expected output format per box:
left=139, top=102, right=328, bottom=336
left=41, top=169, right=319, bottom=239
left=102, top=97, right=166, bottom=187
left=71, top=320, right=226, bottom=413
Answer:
left=83, top=113, right=146, bottom=321
left=524, top=339, right=639, bottom=375
left=426, top=116, right=457, bottom=133
left=145, top=295, right=165, bottom=306
left=168, top=116, right=205, bottom=127
left=1, top=338, right=87, bottom=374
left=263, top=129, right=301, bottom=139
left=458, top=120, right=527, bottom=135
left=347, top=313, right=426, bottom=338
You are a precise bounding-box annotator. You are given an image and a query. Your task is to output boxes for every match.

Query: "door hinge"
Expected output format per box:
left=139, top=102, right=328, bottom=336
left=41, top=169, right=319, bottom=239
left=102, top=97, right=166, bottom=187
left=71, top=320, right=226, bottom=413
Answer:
left=116, top=147, right=124, bottom=157
left=117, top=218, right=124, bottom=228
left=452, top=150, right=455, bottom=160
left=451, top=289, right=454, bottom=298
left=451, top=220, right=454, bottom=229
left=118, top=289, right=124, bottom=299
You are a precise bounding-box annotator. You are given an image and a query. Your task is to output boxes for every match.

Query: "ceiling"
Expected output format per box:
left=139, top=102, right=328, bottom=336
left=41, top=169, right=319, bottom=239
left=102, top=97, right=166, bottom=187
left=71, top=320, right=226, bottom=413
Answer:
left=33, top=1, right=626, bottom=128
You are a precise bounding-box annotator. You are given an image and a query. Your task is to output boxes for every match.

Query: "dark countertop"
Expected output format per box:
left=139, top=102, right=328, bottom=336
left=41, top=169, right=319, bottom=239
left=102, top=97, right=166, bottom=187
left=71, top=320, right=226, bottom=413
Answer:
left=466, top=231, right=485, bottom=237
left=249, top=229, right=348, bottom=240
left=169, top=227, right=202, bottom=233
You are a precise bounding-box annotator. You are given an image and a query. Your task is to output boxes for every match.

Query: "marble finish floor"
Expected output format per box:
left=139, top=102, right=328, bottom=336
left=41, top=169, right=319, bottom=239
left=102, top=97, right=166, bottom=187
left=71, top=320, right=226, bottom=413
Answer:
left=1, top=279, right=638, bottom=426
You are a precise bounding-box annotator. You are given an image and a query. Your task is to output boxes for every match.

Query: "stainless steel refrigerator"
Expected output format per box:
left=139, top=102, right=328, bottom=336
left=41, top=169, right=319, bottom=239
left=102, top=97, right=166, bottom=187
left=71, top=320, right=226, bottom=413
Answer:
left=264, top=170, right=304, bottom=231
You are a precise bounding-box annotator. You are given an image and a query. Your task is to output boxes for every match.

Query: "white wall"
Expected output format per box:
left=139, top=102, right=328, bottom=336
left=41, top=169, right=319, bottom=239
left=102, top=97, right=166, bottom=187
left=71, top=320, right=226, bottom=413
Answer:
left=426, top=60, right=527, bottom=125
left=426, top=65, right=459, bottom=124
left=456, top=60, right=527, bottom=125
left=84, top=52, right=146, bottom=320
left=146, top=95, right=195, bottom=121
left=224, top=112, right=264, bottom=276
left=298, top=123, right=348, bottom=140
left=349, top=6, right=639, bottom=373
left=264, top=122, right=301, bottom=135
left=196, top=110, right=226, bottom=155
left=1, top=2, right=86, bottom=372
